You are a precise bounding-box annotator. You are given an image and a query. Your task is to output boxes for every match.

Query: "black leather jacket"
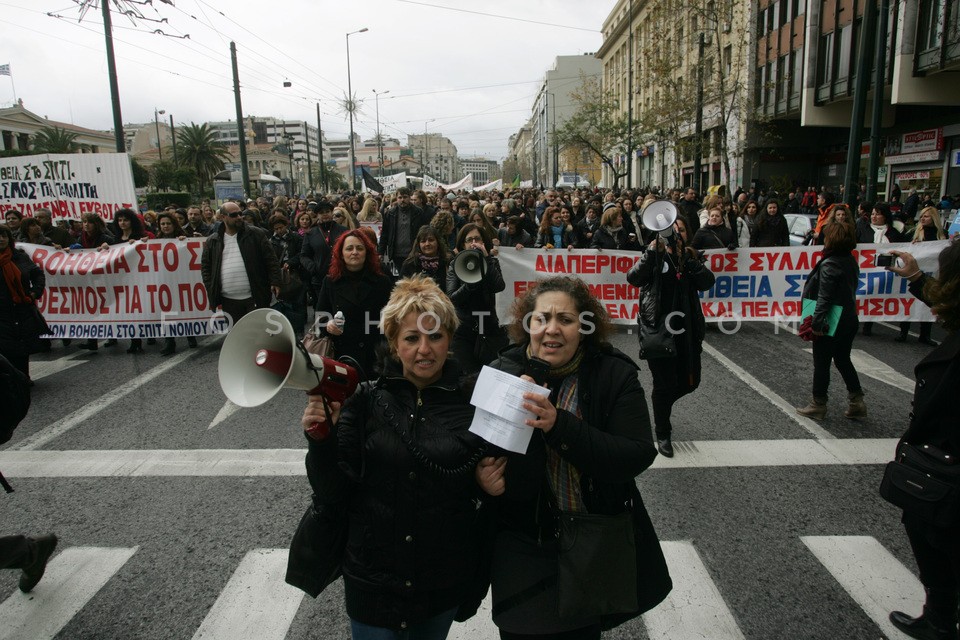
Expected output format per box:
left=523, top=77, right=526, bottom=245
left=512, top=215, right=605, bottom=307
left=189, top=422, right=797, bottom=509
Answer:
left=626, top=247, right=715, bottom=344
left=801, top=251, right=859, bottom=333
left=446, top=255, right=505, bottom=336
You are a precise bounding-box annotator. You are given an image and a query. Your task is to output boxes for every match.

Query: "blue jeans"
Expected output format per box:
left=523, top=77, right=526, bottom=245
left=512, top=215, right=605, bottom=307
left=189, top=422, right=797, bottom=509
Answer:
left=350, top=607, right=458, bottom=640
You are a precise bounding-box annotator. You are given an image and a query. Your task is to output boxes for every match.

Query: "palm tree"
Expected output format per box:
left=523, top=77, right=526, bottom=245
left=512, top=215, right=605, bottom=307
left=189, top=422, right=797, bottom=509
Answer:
left=176, top=122, right=230, bottom=195
left=31, top=126, right=83, bottom=153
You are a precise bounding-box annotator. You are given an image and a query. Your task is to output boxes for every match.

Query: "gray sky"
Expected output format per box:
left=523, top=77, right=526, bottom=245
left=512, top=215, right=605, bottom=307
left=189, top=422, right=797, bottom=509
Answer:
left=1, top=0, right=607, bottom=160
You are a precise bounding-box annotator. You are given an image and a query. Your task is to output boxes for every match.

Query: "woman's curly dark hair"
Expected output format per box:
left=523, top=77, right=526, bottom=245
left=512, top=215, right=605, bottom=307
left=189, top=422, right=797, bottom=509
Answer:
left=924, top=237, right=960, bottom=332
left=507, top=276, right=611, bottom=349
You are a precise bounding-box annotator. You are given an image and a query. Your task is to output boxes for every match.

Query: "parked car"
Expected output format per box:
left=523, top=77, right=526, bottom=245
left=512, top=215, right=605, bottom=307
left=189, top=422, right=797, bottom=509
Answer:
left=785, top=213, right=818, bottom=246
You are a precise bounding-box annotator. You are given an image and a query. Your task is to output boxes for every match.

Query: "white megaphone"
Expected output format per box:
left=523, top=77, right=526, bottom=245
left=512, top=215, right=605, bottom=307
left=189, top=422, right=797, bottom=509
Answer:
left=217, top=308, right=359, bottom=408
left=451, top=248, right=487, bottom=284
left=641, top=200, right=679, bottom=239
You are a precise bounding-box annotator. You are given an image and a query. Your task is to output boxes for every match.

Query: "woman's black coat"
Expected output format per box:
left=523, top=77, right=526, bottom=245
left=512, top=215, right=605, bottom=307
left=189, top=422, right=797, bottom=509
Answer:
left=902, top=276, right=960, bottom=454
left=591, top=226, right=641, bottom=251
left=750, top=212, right=790, bottom=247
left=490, top=344, right=671, bottom=626
left=446, top=255, right=505, bottom=337
left=316, top=270, right=393, bottom=380
left=299, top=360, right=485, bottom=630
left=801, top=252, right=859, bottom=333
left=692, top=223, right=737, bottom=250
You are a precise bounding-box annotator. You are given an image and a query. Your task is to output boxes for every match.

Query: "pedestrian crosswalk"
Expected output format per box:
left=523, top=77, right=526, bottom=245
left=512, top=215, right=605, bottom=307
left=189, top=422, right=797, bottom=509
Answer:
left=1, top=536, right=925, bottom=640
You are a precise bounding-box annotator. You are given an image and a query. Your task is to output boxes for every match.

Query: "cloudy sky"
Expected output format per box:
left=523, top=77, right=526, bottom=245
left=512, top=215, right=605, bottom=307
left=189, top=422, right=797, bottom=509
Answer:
left=1, top=0, right=608, bottom=160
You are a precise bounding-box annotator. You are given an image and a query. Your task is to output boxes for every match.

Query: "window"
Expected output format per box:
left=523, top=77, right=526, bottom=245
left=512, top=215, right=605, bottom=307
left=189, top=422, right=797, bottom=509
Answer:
left=836, top=23, right=852, bottom=80
left=724, top=45, right=732, bottom=76
left=768, top=4, right=777, bottom=31
left=779, top=0, right=789, bottom=27
left=757, top=7, right=767, bottom=36
left=706, top=57, right=715, bottom=87
left=817, top=32, right=834, bottom=85
left=917, top=0, right=944, bottom=52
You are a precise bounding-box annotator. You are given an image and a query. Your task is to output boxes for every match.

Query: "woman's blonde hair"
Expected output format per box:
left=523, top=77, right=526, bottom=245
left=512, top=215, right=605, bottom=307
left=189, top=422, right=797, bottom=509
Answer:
left=380, top=276, right=459, bottom=354
left=912, top=206, right=946, bottom=242
left=358, top=197, right=381, bottom=222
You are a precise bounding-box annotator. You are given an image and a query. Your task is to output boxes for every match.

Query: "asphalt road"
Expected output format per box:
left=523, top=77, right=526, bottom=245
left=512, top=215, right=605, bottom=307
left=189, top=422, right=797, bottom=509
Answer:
left=0, top=318, right=946, bottom=640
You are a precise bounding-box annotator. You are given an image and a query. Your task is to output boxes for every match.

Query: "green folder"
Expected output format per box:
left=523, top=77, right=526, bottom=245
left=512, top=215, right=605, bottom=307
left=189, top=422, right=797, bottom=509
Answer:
left=801, top=298, right=842, bottom=337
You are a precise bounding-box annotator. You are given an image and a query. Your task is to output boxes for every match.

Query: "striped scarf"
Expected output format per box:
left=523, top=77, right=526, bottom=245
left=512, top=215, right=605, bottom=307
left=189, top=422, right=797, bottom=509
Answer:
left=545, top=373, right=585, bottom=512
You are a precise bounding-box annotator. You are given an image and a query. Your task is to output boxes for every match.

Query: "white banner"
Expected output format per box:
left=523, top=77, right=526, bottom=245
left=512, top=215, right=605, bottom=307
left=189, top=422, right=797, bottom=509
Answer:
left=494, top=243, right=946, bottom=326
left=520, top=180, right=533, bottom=188
left=423, top=174, right=474, bottom=193
left=473, top=178, right=502, bottom=192
left=374, top=172, right=407, bottom=194
left=21, top=241, right=230, bottom=339
left=0, top=153, right=137, bottom=222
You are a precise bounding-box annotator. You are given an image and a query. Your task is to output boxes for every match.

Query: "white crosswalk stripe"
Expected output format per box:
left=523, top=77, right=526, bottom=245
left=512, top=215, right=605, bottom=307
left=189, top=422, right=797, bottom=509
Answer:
left=191, top=548, right=305, bottom=640
left=642, top=540, right=746, bottom=639
left=802, top=535, right=924, bottom=640
left=0, top=537, right=929, bottom=639
left=0, top=546, right=137, bottom=640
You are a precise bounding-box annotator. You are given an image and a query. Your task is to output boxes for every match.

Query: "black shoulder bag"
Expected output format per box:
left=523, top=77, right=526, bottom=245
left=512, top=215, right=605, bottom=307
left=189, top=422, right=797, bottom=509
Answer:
left=638, top=253, right=679, bottom=360
left=879, top=359, right=960, bottom=527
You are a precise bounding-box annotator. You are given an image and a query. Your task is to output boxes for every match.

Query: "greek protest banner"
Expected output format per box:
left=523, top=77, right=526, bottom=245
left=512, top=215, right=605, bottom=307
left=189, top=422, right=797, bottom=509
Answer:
left=375, top=172, right=407, bottom=194
left=494, top=242, right=946, bottom=326
left=473, top=178, right=503, bottom=192
left=0, top=153, right=137, bottom=221
left=423, top=174, right=474, bottom=193
left=21, top=241, right=230, bottom=340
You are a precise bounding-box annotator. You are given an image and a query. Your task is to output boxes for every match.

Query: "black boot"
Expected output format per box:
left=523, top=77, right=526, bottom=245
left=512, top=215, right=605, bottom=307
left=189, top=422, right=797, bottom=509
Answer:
left=160, top=338, right=176, bottom=356
left=126, top=339, right=144, bottom=354
left=895, top=322, right=909, bottom=342
left=187, top=336, right=198, bottom=348
left=890, top=587, right=960, bottom=640
left=657, top=438, right=674, bottom=458
left=78, top=339, right=98, bottom=351
left=19, top=534, right=58, bottom=593
left=862, top=322, right=873, bottom=336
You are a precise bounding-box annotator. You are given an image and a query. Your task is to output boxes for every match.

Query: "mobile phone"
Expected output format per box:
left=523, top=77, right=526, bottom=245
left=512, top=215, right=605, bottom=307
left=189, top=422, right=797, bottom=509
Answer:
left=525, top=356, right=551, bottom=385
left=875, top=254, right=894, bottom=267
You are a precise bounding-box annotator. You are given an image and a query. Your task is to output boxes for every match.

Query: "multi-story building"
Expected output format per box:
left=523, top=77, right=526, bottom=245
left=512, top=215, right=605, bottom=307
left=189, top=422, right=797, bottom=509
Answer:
left=459, top=158, right=501, bottom=185
left=407, top=133, right=459, bottom=183
left=531, top=54, right=603, bottom=188
left=598, top=0, right=960, bottom=198
left=207, top=117, right=328, bottom=171
left=506, top=123, right=534, bottom=182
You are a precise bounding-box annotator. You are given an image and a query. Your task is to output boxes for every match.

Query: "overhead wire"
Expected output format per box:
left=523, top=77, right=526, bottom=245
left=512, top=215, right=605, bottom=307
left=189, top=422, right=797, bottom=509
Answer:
left=394, top=0, right=600, bottom=33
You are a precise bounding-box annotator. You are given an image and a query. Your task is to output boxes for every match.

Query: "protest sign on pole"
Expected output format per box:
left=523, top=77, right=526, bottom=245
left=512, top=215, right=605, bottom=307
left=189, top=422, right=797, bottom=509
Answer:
left=0, top=153, right=137, bottom=221
left=494, top=242, right=945, bottom=326
left=21, top=241, right=230, bottom=339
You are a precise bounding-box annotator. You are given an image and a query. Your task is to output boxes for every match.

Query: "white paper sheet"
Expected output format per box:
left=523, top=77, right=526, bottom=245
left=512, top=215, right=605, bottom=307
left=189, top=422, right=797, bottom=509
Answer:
left=468, top=366, right=551, bottom=454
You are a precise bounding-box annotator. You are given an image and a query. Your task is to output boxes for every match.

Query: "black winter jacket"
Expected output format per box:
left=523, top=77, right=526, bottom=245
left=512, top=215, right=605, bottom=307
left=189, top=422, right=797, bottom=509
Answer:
left=299, top=224, right=347, bottom=287
left=591, top=225, right=641, bottom=251
left=902, top=276, right=959, bottom=455
left=800, top=251, right=859, bottom=333
left=316, top=270, right=393, bottom=380
left=490, top=344, right=672, bottom=625
left=303, top=360, right=484, bottom=630
left=377, top=204, right=430, bottom=263
left=200, top=224, right=282, bottom=310
left=626, top=247, right=715, bottom=344
left=692, top=223, right=738, bottom=250
left=750, top=212, right=790, bottom=247
left=446, top=255, right=505, bottom=337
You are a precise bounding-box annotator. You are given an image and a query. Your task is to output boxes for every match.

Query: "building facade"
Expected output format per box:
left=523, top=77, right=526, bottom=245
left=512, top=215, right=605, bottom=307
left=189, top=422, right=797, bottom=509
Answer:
left=407, top=133, right=459, bottom=183
left=0, top=103, right=116, bottom=154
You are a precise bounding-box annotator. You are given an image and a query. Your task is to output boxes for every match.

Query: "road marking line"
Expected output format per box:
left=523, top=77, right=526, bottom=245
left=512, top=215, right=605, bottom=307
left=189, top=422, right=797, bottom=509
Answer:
left=802, top=536, right=923, bottom=640
left=702, top=342, right=836, bottom=440
left=30, top=351, right=89, bottom=382
left=0, top=439, right=899, bottom=477
left=0, top=546, right=138, bottom=640
left=9, top=341, right=214, bottom=452
left=192, top=549, right=304, bottom=640
left=207, top=400, right=241, bottom=430
left=449, top=590, right=496, bottom=640
left=802, top=348, right=914, bottom=393
left=643, top=541, right=745, bottom=640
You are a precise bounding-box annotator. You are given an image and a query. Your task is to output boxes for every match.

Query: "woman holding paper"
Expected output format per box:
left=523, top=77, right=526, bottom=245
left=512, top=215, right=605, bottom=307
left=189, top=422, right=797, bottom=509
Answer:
left=477, top=276, right=671, bottom=640
left=294, top=276, right=488, bottom=639
left=795, top=220, right=866, bottom=420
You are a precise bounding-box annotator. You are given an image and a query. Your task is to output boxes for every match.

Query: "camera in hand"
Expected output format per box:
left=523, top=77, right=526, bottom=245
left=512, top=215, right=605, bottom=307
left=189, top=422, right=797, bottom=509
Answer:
left=875, top=254, right=894, bottom=268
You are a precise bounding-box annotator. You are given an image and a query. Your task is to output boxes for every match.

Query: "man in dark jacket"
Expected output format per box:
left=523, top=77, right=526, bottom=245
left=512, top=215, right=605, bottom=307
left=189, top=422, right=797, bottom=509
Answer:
left=300, top=201, right=346, bottom=301
left=201, top=201, right=282, bottom=325
left=1, top=353, right=59, bottom=593
left=678, top=189, right=701, bottom=236
left=377, top=187, right=429, bottom=276
left=183, top=206, right=214, bottom=237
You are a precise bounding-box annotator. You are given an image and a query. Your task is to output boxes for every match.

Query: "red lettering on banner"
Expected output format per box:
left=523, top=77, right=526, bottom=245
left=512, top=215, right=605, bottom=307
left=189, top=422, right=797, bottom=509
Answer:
left=534, top=255, right=547, bottom=272
left=581, top=255, right=596, bottom=273
left=146, top=284, right=158, bottom=313
left=112, top=247, right=130, bottom=273
left=855, top=249, right=876, bottom=270
left=604, top=302, right=639, bottom=320
left=31, top=248, right=49, bottom=266
left=187, top=242, right=202, bottom=270
left=514, top=281, right=536, bottom=297
left=710, top=253, right=739, bottom=273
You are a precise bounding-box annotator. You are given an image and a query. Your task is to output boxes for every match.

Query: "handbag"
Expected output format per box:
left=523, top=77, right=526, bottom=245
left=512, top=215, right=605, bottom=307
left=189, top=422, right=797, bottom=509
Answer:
left=880, top=441, right=960, bottom=527
left=284, top=497, right=349, bottom=597
left=277, top=268, right=303, bottom=302
left=302, top=288, right=336, bottom=358
left=638, top=263, right=679, bottom=360
left=556, top=510, right=638, bottom=619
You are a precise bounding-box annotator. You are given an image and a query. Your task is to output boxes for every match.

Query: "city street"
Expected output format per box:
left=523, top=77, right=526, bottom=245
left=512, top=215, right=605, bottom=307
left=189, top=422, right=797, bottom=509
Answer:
left=0, top=318, right=946, bottom=640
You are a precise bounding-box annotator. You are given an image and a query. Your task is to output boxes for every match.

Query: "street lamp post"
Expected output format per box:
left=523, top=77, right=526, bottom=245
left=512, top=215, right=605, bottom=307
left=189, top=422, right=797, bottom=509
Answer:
left=283, top=133, right=295, bottom=196
left=372, top=89, right=390, bottom=177
left=169, top=113, right=177, bottom=165
left=154, top=108, right=165, bottom=161
left=346, top=27, right=369, bottom=192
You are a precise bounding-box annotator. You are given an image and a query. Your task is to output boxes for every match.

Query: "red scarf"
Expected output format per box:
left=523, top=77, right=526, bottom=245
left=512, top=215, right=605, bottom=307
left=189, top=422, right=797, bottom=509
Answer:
left=0, top=247, right=31, bottom=303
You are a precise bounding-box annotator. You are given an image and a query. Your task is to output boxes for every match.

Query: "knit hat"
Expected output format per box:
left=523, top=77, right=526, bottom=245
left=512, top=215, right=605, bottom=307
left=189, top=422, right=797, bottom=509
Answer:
left=602, top=202, right=618, bottom=213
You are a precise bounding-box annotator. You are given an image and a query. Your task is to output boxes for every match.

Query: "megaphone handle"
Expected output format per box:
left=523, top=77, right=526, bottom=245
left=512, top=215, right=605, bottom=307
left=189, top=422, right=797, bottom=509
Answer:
left=304, top=393, right=333, bottom=441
